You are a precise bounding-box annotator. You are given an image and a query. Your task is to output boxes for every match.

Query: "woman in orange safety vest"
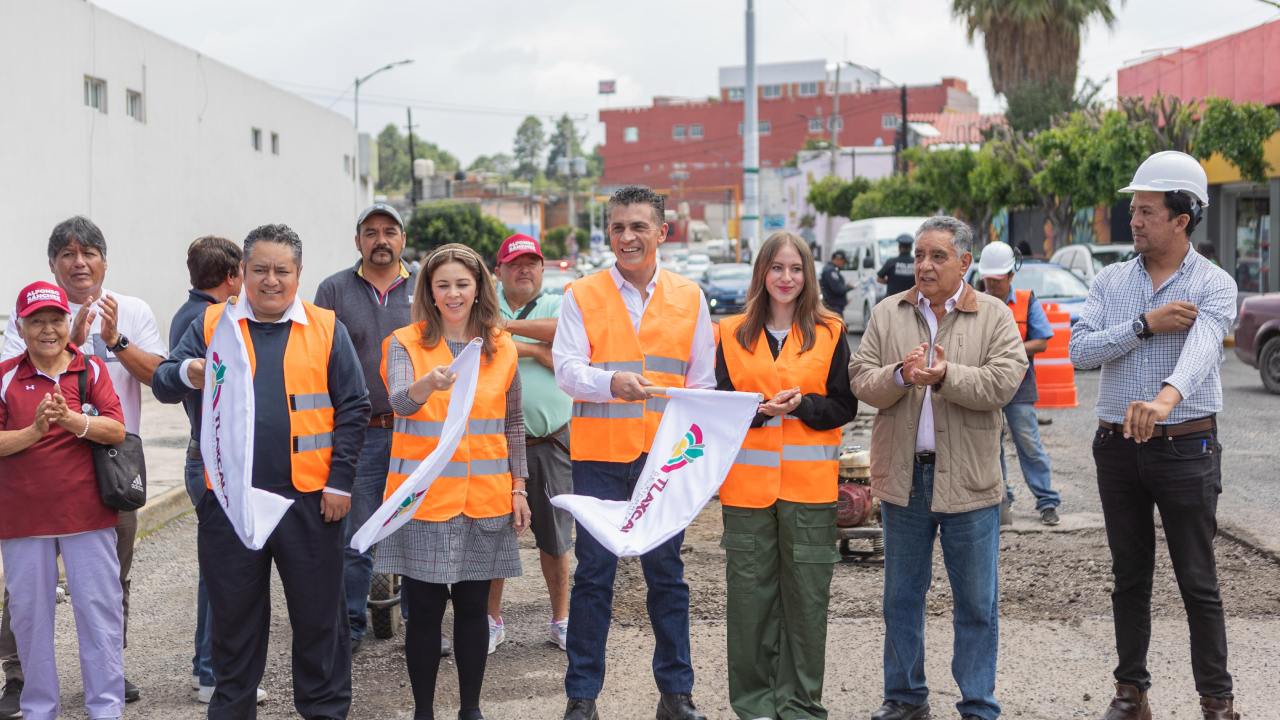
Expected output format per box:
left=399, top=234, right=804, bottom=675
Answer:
left=374, top=243, right=531, bottom=720
left=715, top=231, right=858, bottom=720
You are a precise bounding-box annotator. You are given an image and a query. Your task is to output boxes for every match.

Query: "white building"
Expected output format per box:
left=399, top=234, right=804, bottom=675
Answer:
left=718, top=59, right=884, bottom=99
left=0, top=0, right=375, bottom=339
left=779, top=147, right=897, bottom=250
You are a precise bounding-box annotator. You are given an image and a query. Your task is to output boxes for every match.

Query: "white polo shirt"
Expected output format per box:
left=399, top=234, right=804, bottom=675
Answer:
left=3, top=289, right=167, bottom=434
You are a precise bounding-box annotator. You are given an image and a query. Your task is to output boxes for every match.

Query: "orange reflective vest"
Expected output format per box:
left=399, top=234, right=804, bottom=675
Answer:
left=202, top=300, right=336, bottom=493
left=1009, top=289, right=1030, bottom=341
left=717, top=314, right=843, bottom=507
left=567, top=269, right=702, bottom=463
left=383, top=325, right=517, bottom=521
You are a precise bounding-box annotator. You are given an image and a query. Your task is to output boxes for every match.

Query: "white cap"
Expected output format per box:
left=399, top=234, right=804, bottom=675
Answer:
left=978, top=241, right=1015, bottom=278
left=1119, top=151, right=1209, bottom=206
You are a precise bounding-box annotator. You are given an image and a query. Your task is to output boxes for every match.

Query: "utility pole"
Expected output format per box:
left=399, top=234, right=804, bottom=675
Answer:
left=406, top=107, right=417, bottom=205
left=898, top=84, right=909, bottom=176
left=742, top=0, right=760, bottom=263
left=567, top=140, right=575, bottom=248
left=829, top=63, right=841, bottom=177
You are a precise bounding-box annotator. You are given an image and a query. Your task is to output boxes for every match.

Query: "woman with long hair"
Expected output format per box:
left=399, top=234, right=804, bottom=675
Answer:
left=715, top=232, right=857, bottom=720
left=375, top=243, right=532, bottom=720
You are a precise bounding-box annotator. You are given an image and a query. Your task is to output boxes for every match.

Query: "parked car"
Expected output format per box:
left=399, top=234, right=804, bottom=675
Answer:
left=964, top=259, right=1090, bottom=323
left=1049, top=243, right=1135, bottom=287
left=699, top=263, right=753, bottom=314
left=1234, top=292, right=1280, bottom=394
left=681, top=253, right=713, bottom=281
left=830, top=216, right=932, bottom=331
left=540, top=270, right=578, bottom=295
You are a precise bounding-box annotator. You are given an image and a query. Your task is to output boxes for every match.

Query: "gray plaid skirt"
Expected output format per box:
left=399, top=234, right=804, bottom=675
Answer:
left=372, top=513, right=523, bottom=584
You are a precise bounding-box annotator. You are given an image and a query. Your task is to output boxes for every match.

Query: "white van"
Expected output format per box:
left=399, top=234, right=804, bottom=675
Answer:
left=830, top=216, right=931, bottom=330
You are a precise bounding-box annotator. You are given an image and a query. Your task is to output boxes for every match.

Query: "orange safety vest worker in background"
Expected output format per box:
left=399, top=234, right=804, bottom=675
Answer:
left=717, top=314, right=844, bottom=507
left=202, top=299, right=337, bottom=493
left=383, top=324, right=518, bottom=521
left=1010, top=288, right=1031, bottom=341
left=566, top=269, right=702, bottom=462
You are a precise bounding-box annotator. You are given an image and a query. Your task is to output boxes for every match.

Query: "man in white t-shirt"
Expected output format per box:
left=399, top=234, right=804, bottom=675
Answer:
left=0, top=216, right=166, bottom=714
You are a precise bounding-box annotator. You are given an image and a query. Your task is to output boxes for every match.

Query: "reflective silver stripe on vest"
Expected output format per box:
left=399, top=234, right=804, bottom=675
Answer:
left=388, top=457, right=469, bottom=478
left=763, top=415, right=781, bottom=427
left=469, top=458, right=511, bottom=475
left=645, top=396, right=668, bottom=413
left=781, top=445, right=840, bottom=462
left=468, top=418, right=506, bottom=435
left=643, top=355, right=688, bottom=376
left=734, top=448, right=781, bottom=467
left=590, top=361, right=643, bottom=373
left=290, top=393, right=333, bottom=411
left=293, top=432, right=333, bottom=453
left=394, top=417, right=445, bottom=438
left=572, top=402, right=645, bottom=419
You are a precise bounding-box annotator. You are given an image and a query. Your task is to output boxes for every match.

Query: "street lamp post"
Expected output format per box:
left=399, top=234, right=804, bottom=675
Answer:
left=350, top=59, right=413, bottom=214
left=354, top=59, right=413, bottom=134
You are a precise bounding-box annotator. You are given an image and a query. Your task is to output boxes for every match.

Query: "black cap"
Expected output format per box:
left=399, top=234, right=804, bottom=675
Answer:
left=896, top=233, right=914, bottom=246
left=357, top=203, right=404, bottom=232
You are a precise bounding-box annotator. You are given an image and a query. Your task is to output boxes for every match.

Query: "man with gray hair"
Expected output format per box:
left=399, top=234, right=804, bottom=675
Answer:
left=850, top=216, right=1027, bottom=720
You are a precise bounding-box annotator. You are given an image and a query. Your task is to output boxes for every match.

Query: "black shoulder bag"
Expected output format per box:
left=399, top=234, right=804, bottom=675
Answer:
left=78, top=368, right=148, bottom=512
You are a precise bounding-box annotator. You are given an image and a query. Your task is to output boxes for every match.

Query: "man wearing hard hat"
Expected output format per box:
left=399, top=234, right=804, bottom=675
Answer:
left=977, top=241, right=1062, bottom=527
left=1069, top=151, right=1240, bottom=720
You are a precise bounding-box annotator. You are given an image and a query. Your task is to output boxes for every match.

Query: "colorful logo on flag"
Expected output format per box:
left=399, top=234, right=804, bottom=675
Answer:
left=210, top=353, right=227, bottom=410
left=383, top=489, right=427, bottom=526
left=660, top=424, right=705, bottom=472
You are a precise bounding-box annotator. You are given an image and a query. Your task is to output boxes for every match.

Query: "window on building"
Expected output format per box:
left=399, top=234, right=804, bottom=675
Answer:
left=271, top=132, right=280, bottom=155
left=808, top=117, right=823, bottom=133
left=673, top=125, right=686, bottom=139
left=690, top=124, right=703, bottom=139
left=827, top=117, right=843, bottom=131
left=762, top=84, right=781, bottom=99
left=624, top=126, right=639, bottom=143
left=759, top=120, right=771, bottom=135
left=83, top=76, right=107, bottom=113
left=882, top=113, right=898, bottom=129
left=798, top=81, right=819, bottom=97
left=728, top=87, right=745, bottom=101
left=125, top=90, right=143, bottom=121
left=252, top=128, right=262, bottom=151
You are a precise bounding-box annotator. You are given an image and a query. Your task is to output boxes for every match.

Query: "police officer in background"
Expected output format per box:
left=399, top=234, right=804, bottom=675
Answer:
left=877, top=234, right=916, bottom=298
left=819, top=250, right=854, bottom=316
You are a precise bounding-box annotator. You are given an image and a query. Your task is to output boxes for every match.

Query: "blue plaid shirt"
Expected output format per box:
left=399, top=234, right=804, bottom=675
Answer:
left=1068, top=247, right=1236, bottom=424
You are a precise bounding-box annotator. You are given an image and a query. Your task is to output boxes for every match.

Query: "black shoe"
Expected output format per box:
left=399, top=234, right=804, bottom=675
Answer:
left=870, top=699, right=930, bottom=720
left=441, top=633, right=453, bottom=657
left=124, top=679, right=140, bottom=703
left=563, top=698, right=599, bottom=720
left=656, top=693, right=706, bottom=720
left=351, top=637, right=364, bottom=654
left=1040, top=507, right=1061, bottom=526
left=458, top=709, right=484, bottom=720
left=0, top=679, right=22, bottom=720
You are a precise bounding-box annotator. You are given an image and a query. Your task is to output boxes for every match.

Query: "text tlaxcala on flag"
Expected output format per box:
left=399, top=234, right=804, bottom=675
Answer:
left=350, top=338, right=483, bottom=554
left=201, top=300, right=293, bottom=551
left=552, top=387, right=759, bottom=557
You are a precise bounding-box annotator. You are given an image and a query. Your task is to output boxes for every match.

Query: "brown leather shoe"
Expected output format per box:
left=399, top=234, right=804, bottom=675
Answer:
left=1101, top=684, right=1150, bottom=720
left=1200, top=696, right=1239, bottom=720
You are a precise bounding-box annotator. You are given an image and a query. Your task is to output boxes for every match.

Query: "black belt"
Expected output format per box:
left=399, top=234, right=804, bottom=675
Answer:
left=914, top=451, right=936, bottom=465
left=526, top=423, right=570, bottom=454
left=1099, top=415, right=1215, bottom=438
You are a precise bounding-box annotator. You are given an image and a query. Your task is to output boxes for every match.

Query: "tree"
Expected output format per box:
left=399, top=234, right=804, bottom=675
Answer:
left=404, top=203, right=510, bottom=260
left=806, top=175, right=871, bottom=219
left=375, top=123, right=460, bottom=195
left=546, top=114, right=585, bottom=178
left=907, top=146, right=1006, bottom=242
left=513, top=116, right=547, bottom=181
left=468, top=153, right=515, bottom=176
left=542, top=225, right=576, bottom=260
left=1004, top=77, right=1106, bottom=134
left=848, top=175, right=937, bottom=220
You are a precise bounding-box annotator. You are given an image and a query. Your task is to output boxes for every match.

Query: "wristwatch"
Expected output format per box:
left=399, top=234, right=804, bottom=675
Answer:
left=1132, top=315, right=1153, bottom=341
left=108, top=335, right=130, bottom=353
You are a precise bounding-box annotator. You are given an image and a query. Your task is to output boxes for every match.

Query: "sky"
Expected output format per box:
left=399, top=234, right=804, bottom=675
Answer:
left=93, top=0, right=1280, bottom=167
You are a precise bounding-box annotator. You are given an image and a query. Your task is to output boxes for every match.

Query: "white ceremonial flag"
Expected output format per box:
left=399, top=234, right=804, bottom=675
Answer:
left=350, top=337, right=484, bottom=554
left=551, top=387, right=758, bottom=557
left=201, top=303, right=293, bottom=551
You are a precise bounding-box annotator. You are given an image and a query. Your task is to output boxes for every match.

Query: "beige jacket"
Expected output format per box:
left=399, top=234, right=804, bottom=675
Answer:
left=849, top=284, right=1027, bottom=513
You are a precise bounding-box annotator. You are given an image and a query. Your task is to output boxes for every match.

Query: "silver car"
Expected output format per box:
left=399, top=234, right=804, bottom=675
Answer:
left=1049, top=243, right=1134, bottom=287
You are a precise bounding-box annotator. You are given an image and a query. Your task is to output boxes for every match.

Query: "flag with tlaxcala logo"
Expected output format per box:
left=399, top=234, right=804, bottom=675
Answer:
left=551, top=387, right=758, bottom=557
left=201, top=300, right=293, bottom=550
left=351, top=338, right=483, bottom=554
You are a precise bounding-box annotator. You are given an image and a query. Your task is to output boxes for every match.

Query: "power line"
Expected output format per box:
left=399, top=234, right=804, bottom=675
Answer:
left=269, top=79, right=588, bottom=120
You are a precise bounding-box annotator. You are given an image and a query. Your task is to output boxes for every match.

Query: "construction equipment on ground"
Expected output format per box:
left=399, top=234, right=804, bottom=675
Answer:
left=837, top=447, right=883, bottom=567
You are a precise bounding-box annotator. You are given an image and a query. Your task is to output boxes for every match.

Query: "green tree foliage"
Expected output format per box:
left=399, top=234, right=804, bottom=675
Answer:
left=542, top=225, right=578, bottom=260
left=468, top=153, right=515, bottom=176
left=1195, top=97, right=1279, bottom=182
left=375, top=123, right=460, bottom=194
left=513, top=116, right=547, bottom=181
left=848, top=175, right=937, bottom=220
left=404, top=203, right=510, bottom=260
left=1004, top=77, right=1106, bottom=134
left=806, top=175, right=872, bottom=219
left=546, top=114, right=586, bottom=178
left=907, top=146, right=1008, bottom=242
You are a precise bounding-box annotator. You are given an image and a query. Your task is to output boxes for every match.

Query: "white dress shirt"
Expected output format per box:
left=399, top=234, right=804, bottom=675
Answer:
left=894, top=282, right=966, bottom=452
left=553, top=266, right=715, bottom=402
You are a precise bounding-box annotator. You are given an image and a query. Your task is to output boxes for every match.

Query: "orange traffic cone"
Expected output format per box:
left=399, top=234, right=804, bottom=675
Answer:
left=1034, top=303, right=1078, bottom=409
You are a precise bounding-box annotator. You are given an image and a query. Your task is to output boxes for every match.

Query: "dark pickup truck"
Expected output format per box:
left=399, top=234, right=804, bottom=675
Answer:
left=1235, top=292, right=1280, bottom=394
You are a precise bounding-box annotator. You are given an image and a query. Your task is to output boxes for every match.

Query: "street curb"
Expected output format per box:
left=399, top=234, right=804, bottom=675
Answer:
left=1219, top=523, right=1280, bottom=566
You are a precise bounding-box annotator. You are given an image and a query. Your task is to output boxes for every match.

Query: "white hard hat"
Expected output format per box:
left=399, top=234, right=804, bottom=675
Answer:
left=1119, top=151, right=1209, bottom=207
left=978, top=241, right=1015, bottom=277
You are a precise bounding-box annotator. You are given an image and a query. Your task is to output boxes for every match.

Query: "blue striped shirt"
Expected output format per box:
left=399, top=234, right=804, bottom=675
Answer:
left=1068, top=247, right=1236, bottom=424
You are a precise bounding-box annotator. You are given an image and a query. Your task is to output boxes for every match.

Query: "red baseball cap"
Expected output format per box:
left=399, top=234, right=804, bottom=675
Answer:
left=496, top=234, right=543, bottom=264
left=15, top=281, right=70, bottom=317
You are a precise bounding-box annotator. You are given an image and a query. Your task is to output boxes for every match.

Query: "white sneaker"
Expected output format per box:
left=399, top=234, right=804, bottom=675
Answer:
left=191, top=675, right=201, bottom=691
left=487, top=615, right=504, bottom=654
left=550, top=617, right=568, bottom=651
left=198, top=686, right=267, bottom=704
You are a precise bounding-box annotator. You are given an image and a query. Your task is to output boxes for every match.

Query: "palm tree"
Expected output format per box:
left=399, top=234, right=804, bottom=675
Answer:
left=952, top=0, right=1122, bottom=97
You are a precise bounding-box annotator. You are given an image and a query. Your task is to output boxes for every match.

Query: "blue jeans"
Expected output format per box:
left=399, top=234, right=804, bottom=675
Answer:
left=1000, top=402, right=1060, bottom=511
left=342, top=427, right=393, bottom=641
left=184, top=455, right=216, bottom=688
left=565, top=454, right=694, bottom=699
left=881, top=463, right=1001, bottom=720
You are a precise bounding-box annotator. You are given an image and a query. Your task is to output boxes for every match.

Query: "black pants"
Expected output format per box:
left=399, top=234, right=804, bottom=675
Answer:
left=1092, top=425, right=1232, bottom=698
left=403, top=577, right=491, bottom=720
left=198, top=491, right=352, bottom=720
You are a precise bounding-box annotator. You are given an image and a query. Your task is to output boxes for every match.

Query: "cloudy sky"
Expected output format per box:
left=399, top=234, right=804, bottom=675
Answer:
left=94, top=0, right=1279, bottom=166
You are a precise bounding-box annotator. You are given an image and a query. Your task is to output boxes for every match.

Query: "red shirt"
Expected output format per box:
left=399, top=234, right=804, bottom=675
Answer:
left=0, top=347, right=124, bottom=539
